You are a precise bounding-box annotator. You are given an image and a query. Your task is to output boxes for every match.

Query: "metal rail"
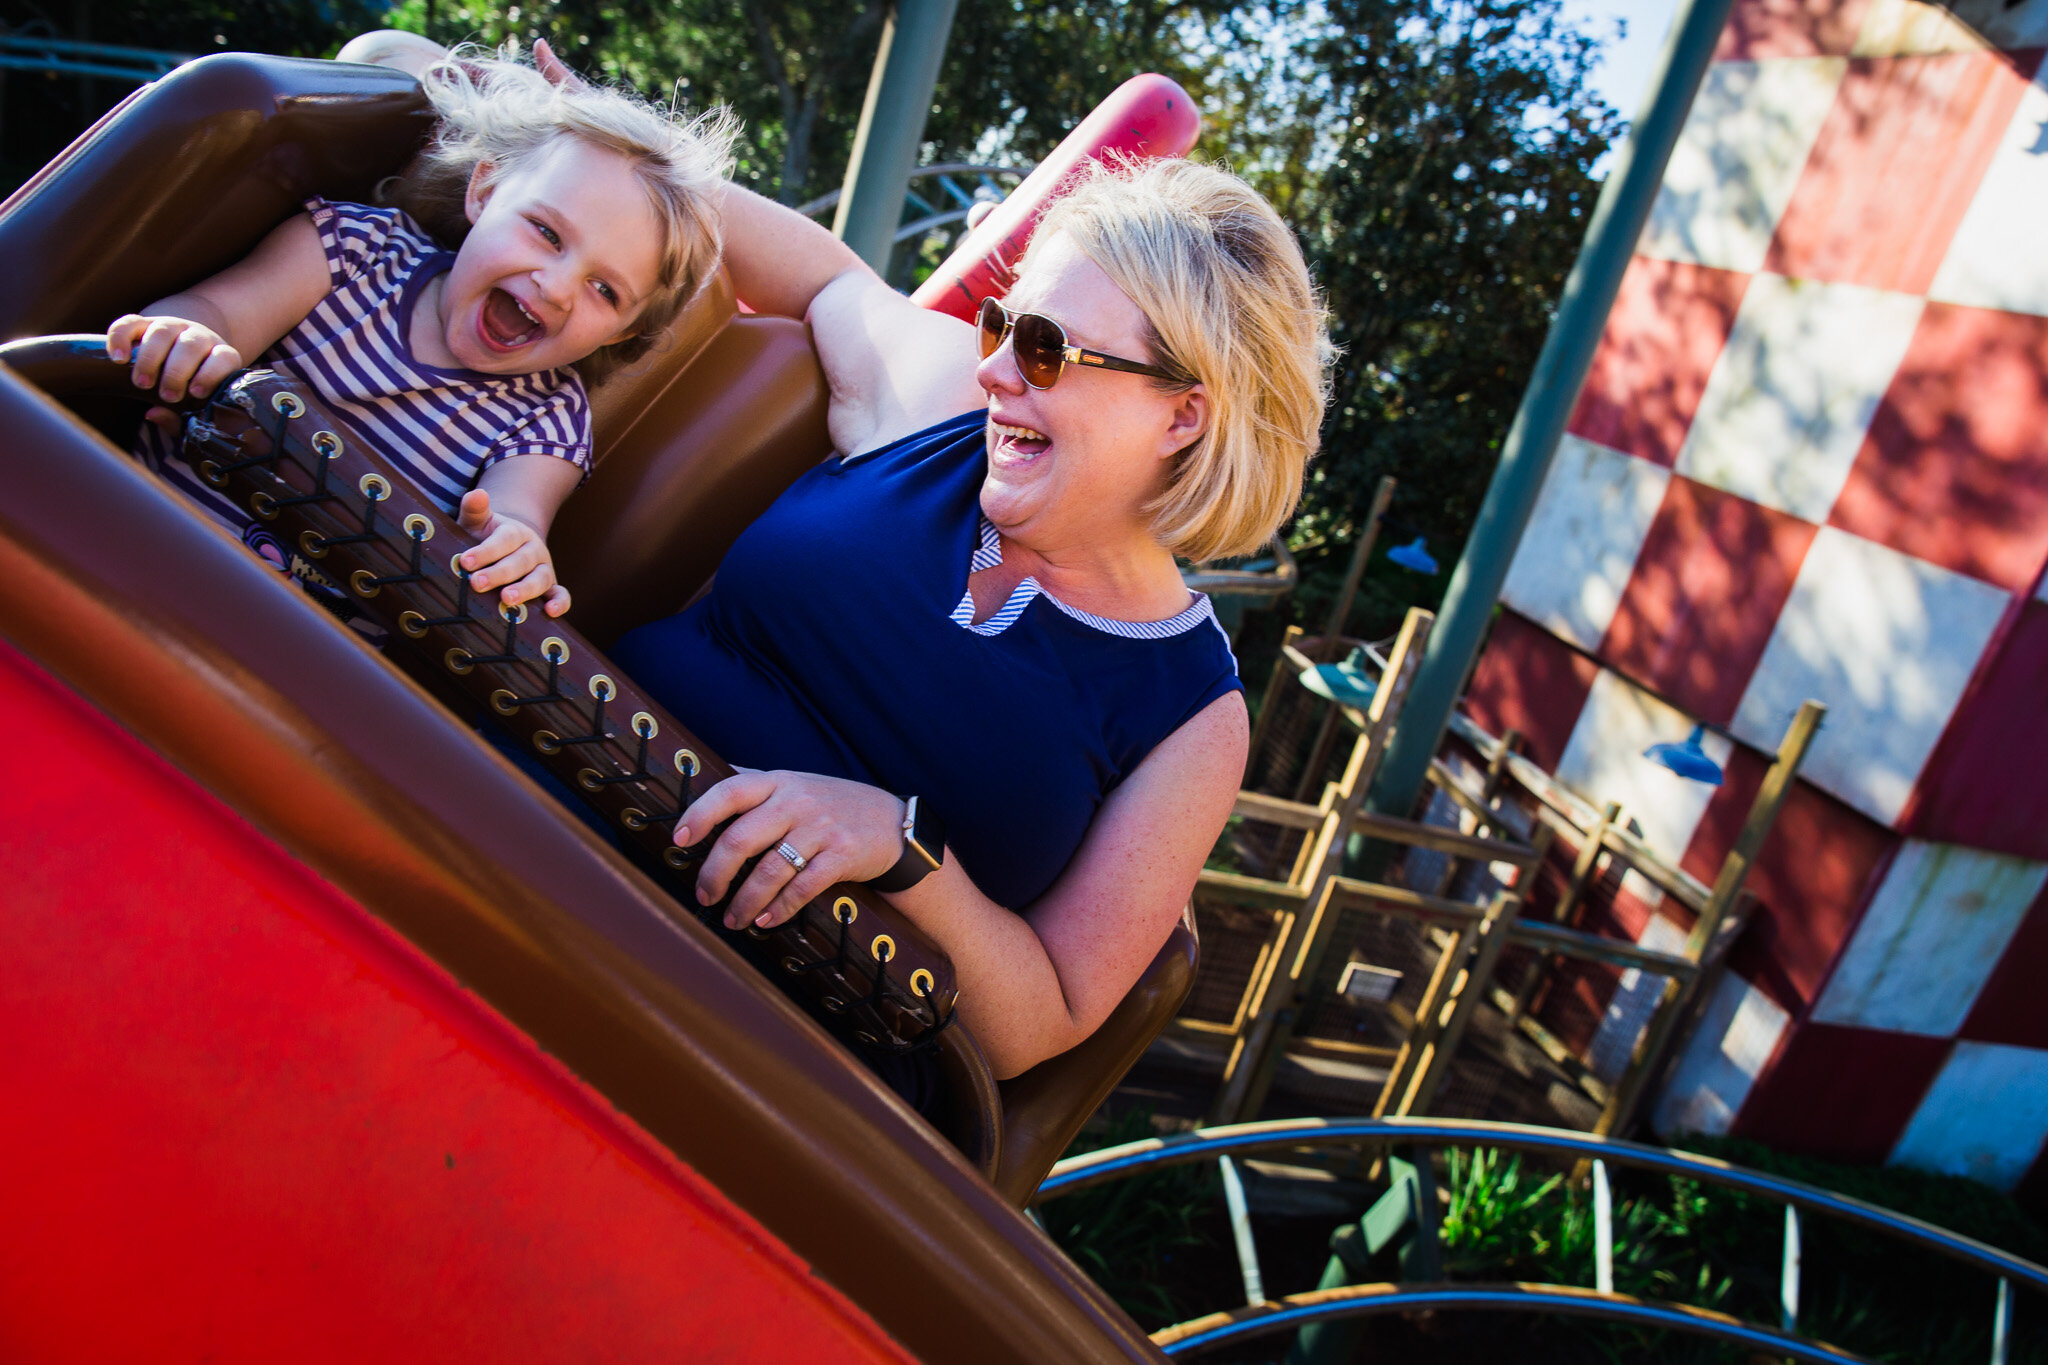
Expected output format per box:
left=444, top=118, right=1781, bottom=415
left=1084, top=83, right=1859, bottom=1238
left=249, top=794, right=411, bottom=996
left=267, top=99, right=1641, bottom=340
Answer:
left=1041, top=1117, right=2048, bottom=1295
left=1150, top=1281, right=1878, bottom=1361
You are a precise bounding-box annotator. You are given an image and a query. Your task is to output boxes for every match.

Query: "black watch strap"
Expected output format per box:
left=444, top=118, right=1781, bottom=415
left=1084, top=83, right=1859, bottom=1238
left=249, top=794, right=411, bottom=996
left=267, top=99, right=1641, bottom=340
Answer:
left=869, top=794, right=945, bottom=893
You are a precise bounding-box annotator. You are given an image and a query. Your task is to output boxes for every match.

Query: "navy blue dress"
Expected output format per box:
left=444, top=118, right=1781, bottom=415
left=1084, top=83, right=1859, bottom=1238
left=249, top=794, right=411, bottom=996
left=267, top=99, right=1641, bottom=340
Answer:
left=613, top=409, right=1242, bottom=911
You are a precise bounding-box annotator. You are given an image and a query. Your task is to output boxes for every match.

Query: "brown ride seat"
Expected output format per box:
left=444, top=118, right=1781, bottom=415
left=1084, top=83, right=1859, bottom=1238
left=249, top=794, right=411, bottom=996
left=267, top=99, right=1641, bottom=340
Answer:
left=0, top=51, right=1196, bottom=1205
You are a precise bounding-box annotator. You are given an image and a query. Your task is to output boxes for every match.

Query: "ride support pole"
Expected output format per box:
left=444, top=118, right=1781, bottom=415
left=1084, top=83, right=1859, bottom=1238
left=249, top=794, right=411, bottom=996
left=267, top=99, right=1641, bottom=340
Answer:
left=1365, top=0, right=1741, bottom=820
left=833, top=0, right=962, bottom=272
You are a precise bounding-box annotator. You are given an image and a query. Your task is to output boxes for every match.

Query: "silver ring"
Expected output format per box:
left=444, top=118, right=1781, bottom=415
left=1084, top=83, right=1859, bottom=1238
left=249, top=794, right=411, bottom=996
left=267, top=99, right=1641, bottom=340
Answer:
left=775, top=840, right=808, bottom=873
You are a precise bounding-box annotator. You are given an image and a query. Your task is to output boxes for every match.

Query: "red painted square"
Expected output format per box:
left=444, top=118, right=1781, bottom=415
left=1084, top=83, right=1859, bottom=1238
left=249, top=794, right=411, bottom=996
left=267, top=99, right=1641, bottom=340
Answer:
left=1831, top=304, right=2048, bottom=592
left=1714, top=0, right=1870, bottom=60
left=1961, top=880, right=2048, bottom=1049
left=1765, top=50, right=2042, bottom=293
left=1733, top=1022, right=1950, bottom=1162
left=1682, top=751, right=1898, bottom=1012
left=1567, top=256, right=1750, bottom=467
left=1461, top=610, right=1600, bottom=773
left=1600, top=477, right=1817, bottom=725
left=1909, top=597, right=2048, bottom=856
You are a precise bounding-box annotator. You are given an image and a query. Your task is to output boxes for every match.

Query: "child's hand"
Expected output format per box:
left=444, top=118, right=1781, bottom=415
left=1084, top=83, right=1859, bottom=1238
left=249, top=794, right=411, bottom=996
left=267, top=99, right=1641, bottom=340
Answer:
left=107, top=314, right=244, bottom=435
left=456, top=488, right=571, bottom=618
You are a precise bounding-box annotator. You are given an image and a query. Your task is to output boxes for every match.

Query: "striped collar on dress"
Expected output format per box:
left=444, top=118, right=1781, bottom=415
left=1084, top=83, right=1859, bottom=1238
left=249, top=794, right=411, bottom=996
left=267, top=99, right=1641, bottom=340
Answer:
left=951, top=515, right=1219, bottom=640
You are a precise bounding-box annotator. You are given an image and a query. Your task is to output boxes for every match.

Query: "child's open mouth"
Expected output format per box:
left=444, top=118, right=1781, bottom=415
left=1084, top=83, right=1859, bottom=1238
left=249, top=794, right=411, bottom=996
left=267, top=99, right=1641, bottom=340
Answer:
left=479, top=288, right=543, bottom=350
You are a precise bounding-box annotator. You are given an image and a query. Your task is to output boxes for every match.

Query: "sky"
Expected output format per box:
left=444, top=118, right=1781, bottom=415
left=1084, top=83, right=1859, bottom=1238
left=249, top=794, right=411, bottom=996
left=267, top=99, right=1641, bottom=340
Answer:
left=1560, top=0, right=1685, bottom=120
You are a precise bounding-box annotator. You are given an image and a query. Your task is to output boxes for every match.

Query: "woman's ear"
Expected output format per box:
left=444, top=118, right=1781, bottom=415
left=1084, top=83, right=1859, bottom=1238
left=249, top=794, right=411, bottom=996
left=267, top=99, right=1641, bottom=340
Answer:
left=1160, top=384, right=1211, bottom=460
left=463, top=160, right=497, bottom=226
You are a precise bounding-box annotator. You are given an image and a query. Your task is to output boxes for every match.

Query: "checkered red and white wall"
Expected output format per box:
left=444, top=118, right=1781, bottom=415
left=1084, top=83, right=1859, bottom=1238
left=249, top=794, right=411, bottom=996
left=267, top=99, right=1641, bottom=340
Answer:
left=1464, top=0, right=2048, bottom=1192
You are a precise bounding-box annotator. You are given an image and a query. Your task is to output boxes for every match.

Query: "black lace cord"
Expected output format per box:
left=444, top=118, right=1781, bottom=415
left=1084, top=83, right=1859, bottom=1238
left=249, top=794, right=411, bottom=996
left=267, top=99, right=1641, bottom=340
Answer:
left=497, top=641, right=569, bottom=710
left=416, top=565, right=480, bottom=630
left=878, top=1000, right=958, bottom=1057
left=361, top=520, right=430, bottom=589
left=462, top=610, right=525, bottom=668
left=638, top=762, right=693, bottom=824
left=556, top=681, right=613, bottom=748
left=304, top=481, right=385, bottom=548
left=588, top=716, right=660, bottom=787
left=787, top=909, right=854, bottom=977
left=209, top=400, right=291, bottom=480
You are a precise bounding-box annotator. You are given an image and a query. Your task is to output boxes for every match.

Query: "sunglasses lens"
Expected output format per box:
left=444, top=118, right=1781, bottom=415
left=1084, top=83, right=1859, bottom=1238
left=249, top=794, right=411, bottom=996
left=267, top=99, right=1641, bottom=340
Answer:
left=1011, top=311, right=1065, bottom=388
left=976, top=297, right=1005, bottom=360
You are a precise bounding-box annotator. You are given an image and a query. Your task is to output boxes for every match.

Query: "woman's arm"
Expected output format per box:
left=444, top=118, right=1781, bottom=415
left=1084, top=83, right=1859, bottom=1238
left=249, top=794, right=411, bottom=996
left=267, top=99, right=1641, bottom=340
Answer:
left=680, top=691, right=1248, bottom=1078
left=717, top=186, right=984, bottom=458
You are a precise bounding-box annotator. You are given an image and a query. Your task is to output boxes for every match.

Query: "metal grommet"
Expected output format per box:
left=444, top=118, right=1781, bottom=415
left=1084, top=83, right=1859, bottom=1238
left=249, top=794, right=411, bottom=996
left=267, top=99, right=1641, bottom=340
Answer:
left=349, top=569, right=381, bottom=598
left=533, top=730, right=561, bottom=755
left=869, top=934, right=895, bottom=964
left=444, top=647, right=474, bottom=675
left=270, top=391, right=305, bottom=417
left=497, top=600, right=528, bottom=626
left=833, top=896, right=858, bottom=925
left=910, top=968, right=936, bottom=998
left=450, top=551, right=470, bottom=578
left=820, top=996, right=847, bottom=1014
left=631, top=711, right=658, bottom=739
left=249, top=490, right=279, bottom=521
left=662, top=846, right=691, bottom=870
left=311, top=429, right=342, bottom=458
left=577, top=768, right=604, bottom=792
left=298, top=529, right=329, bottom=559
left=587, top=673, right=615, bottom=702
left=197, top=459, right=227, bottom=487
left=855, top=1032, right=881, bottom=1047
left=358, top=473, right=390, bottom=501
left=402, top=513, right=433, bottom=541
left=489, top=689, right=519, bottom=717
left=674, top=749, right=700, bottom=778
left=620, top=808, right=648, bottom=831
left=398, top=611, right=428, bottom=639
left=744, top=923, right=771, bottom=940
left=542, top=636, right=570, bottom=664
left=781, top=957, right=806, bottom=974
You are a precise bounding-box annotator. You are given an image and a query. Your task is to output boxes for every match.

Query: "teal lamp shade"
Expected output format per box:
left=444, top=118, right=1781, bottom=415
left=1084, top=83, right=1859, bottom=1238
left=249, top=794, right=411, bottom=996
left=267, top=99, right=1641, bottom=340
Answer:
left=1300, top=646, right=1380, bottom=709
left=1644, top=725, right=1724, bottom=785
left=1388, top=537, right=1438, bottom=574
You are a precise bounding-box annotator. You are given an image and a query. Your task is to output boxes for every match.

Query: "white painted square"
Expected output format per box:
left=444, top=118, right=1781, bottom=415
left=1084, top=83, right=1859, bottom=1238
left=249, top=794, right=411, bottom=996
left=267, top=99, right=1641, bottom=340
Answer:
left=1500, top=436, right=1670, bottom=651
left=1930, top=72, right=2048, bottom=317
left=1674, top=274, right=1925, bottom=522
left=1730, top=526, right=2012, bottom=825
left=1639, top=59, right=1848, bottom=273
left=1589, top=914, right=1691, bottom=1085
left=1555, top=669, right=1733, bottom=867
left=1891, top=1041, right=2048, bottom=1190
left=1651, top=972, right=1791, bottom=1138
left=1812, top=842, right=2048, bottom=1034
left=1854, top=0, right=2048, bottom=56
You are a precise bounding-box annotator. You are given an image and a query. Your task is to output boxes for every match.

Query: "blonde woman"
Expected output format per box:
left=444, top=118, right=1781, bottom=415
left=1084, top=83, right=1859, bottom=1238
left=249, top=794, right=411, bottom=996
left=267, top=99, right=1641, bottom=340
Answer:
left=610, top=151, right=1333, bottom=1093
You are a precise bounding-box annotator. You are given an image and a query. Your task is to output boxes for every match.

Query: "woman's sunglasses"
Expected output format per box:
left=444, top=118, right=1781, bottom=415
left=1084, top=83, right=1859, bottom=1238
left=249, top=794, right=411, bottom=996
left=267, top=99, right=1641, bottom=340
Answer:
left=977, top=297, right=1187, bottom=391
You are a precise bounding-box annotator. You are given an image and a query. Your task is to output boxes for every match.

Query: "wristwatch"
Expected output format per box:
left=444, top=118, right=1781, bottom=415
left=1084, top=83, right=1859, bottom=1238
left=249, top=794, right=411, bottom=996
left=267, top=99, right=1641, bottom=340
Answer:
left=869, top=795, right=945, bottom=892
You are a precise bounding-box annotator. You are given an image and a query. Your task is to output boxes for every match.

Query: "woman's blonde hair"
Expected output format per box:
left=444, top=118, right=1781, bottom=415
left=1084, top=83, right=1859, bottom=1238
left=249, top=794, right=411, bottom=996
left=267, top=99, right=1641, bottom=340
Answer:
left=384, top=49, right=737, bottom=383
left=1026, top=157, right=1334, bottom=563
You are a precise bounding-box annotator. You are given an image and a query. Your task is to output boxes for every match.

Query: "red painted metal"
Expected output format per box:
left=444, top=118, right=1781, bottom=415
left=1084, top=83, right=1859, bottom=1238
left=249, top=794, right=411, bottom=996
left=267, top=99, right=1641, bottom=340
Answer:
left=909, top=73, right=1202, bottom=321
left=0, top=637, right=918, bottom=1364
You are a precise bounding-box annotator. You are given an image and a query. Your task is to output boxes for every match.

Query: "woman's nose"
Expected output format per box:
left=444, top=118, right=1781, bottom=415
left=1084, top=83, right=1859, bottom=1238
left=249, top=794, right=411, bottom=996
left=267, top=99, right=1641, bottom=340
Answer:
left=975, top=333, right=1025, bottom=394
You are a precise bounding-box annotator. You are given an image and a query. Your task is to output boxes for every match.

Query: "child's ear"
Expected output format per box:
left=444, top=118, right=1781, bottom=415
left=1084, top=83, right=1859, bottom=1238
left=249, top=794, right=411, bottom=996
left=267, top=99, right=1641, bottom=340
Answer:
left=463, top=161, right=497, bottom=225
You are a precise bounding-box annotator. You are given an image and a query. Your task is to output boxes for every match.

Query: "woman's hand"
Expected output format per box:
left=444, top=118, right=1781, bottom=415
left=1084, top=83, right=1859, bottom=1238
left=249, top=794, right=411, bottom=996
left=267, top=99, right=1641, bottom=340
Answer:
left=675, top=771, right=907, bottom=930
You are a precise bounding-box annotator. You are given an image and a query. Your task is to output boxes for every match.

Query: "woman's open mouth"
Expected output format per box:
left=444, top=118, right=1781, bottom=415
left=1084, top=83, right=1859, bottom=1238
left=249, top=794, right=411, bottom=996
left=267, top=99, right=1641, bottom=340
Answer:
left=991, top=419, right=1049, bottom=461
left=479, top=287, right=544, bottom=351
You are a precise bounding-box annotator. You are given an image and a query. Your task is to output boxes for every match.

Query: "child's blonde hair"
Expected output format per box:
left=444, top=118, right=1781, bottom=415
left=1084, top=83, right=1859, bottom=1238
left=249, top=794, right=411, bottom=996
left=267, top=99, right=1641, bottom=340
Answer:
left=384, top=49, right=737, bottom=383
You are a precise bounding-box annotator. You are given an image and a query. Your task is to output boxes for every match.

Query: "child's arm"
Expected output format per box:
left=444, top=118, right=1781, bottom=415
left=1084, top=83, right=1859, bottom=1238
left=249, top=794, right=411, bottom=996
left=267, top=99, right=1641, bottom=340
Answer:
left=457, top=454, right=584, bottom=618
left=106, top=212, right=331, bottom=413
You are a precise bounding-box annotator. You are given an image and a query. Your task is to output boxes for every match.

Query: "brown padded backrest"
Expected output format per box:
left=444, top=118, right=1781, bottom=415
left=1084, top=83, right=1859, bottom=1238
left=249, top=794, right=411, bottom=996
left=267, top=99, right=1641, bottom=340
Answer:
left=992, top=909, right=1198, bottom=1206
